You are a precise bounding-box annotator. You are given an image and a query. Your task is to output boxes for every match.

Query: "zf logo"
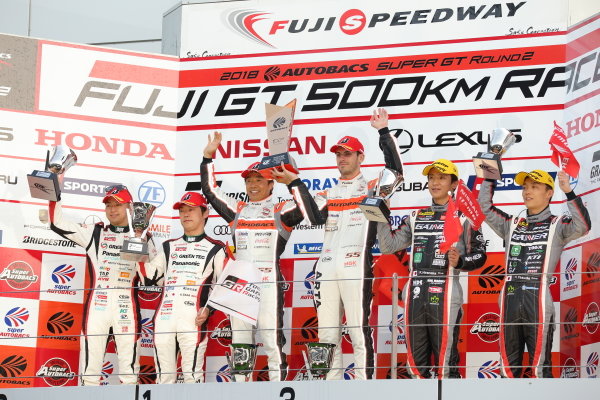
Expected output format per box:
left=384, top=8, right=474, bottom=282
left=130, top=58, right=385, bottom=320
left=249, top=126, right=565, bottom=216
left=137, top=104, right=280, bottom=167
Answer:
left=138, top=181, right=165, bottom=207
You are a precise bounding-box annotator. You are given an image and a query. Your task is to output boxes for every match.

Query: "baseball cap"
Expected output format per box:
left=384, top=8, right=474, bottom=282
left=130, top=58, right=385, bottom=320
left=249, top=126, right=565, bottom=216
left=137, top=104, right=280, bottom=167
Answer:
left=103, top=185, right=133, bottom=204
left=173, top=192, right=208, bottom=209
left=422, top=159, right=459, bottom=177
left=515, top=170, right=554, bottom=189
left=241, top=161, right=268, bottom=179
left=330, top=136, right=365, bottom=154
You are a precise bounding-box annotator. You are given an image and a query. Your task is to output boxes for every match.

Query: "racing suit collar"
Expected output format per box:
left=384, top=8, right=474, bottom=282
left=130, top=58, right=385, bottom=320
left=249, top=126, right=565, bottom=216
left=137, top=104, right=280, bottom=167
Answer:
left=109, top=225, right=130, bottom=233
left=248, top=194, right=273, bottom=206
left=183, top=233, right=206, bottom=242
left=430, top=201, right=448, bottom=213
left=339, top=172, right=363, bottom=183
left=525, top=205, right=552, bottom=223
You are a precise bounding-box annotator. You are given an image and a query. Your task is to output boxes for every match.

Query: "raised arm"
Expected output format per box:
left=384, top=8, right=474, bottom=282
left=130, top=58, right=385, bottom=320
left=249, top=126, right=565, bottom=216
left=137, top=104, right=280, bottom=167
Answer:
left=200, top=132, right=240, bottom=224
left=556, top=170, right=591, bottom=243
left=48, top=200, right=95, bottom=248
left=377, top=214, right=413, bottom=254
left=477, top=179, right=513, bottom=239
left=371, top=108, right=404, bottom=174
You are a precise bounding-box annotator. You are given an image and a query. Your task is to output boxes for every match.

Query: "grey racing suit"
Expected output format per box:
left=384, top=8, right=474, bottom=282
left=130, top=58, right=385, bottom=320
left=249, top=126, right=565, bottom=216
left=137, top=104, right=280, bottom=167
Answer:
left=296, top=127, right=403, bottom=380
left=377, top=203, right=487, bottom=378
left=478, top=179, right=591, bottom=378
left=49, top=201, right=157, bottom=385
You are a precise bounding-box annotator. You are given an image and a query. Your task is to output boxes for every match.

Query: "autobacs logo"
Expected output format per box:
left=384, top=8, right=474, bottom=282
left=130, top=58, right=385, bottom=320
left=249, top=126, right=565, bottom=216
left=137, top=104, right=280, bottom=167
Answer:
left=470, top=312, right=500, bottom=342
left=0, top=261, right=38, bottom=290
left=210, top=318, right=232, bottom=347
left=478, top=360, right=501, bottom=378
left=560, top=357, right=579, bottom=378
left=46, top=312, right=75, bottom=335
left=36, top=357, right=76, bottom=386
left=583, top=302, right=600, bottom=334
left=0, top=355, right=27, bottom=378
left=4, top=307, right=29, bottom=328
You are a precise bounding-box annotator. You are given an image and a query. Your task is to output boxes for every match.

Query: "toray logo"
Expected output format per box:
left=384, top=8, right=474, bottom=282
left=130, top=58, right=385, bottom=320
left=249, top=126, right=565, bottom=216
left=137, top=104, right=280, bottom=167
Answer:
left=565, top=258, right=577, bottom=281
left=51, top=264, right=76, bottom=284
left=216, top=364, right=232, bottom=382
left=4, top=307, right=29, bottom=327
left=138, top=180, right=165, bottom=207
left=343, top=363, right=356, bottom=380
left=478, top=360, right=501, bottom=378
left=587, top=352, right=599, bottom=377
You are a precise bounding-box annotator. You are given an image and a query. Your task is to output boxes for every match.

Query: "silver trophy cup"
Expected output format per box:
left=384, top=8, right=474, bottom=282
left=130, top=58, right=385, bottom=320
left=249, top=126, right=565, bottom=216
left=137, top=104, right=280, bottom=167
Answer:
left=27, top=146, right=77, bottom=201
left=472, top=128, right=517, bottom=180
left=305, top=342, right=337, bottom=379
left=227, top=343, right=258, bottom=382
left=120, top=202, right=156, bottom=262
left=359, top=168, right=404, bottom=222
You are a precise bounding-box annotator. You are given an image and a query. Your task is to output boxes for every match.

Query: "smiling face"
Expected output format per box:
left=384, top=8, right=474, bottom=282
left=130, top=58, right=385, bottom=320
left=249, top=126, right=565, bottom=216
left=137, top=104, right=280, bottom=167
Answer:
left=335, top=149, right=364, bottom=179
left=521, top=177, right=553, bottom=215
left=178, top=204, right=208, bottom=236
left=245, top=172, right=274, bottom=202
left=104, top=200, right=129, bottom=226
left=427, top=168, right=458, bottom=205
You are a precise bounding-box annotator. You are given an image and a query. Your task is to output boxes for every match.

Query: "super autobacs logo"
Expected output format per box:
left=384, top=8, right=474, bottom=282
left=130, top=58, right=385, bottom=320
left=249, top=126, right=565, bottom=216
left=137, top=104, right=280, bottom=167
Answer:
left=227, top=4, right=528, bottom=47
left=0, top=261, right=38, bottom=290
left=36, top=357, right=76, bottom=386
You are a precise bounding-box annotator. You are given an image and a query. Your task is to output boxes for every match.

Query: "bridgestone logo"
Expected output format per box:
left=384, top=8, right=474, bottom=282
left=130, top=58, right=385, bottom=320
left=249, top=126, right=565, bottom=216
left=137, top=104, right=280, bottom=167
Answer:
left=22, top=235, right=77, bottom=247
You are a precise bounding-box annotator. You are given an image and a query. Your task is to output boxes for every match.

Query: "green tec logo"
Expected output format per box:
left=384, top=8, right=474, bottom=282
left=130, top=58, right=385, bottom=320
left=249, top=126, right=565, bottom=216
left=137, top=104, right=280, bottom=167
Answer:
left=430, top=295, right=440, bottom=304
left=414, top=253, right=423, bottom=263
left=510, top=245, right=522, bottom=256
left=507, top=285, right=515, bottom=294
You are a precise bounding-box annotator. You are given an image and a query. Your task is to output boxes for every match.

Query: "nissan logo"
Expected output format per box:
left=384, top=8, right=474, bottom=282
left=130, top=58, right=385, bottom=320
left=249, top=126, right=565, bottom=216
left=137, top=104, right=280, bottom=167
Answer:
left=213, top=225, right=231, bottom=235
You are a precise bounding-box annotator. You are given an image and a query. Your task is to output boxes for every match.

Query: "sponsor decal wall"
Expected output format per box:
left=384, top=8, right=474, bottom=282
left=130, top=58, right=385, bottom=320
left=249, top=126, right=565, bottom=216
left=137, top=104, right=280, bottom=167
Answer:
left=0, top=2, right=599, bottom=387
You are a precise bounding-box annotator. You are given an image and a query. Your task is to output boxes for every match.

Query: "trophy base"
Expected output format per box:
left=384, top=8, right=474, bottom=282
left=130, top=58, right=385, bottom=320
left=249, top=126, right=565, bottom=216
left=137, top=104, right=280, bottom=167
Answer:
left=359, top=197, right=390, bottom=222
left=27, top=170, right=60, bottom=201
left=256, top=153, right=298, bottom=179
left=120, top=239, right=149, bottom=262
left=473, top=152, right=503, bottom=181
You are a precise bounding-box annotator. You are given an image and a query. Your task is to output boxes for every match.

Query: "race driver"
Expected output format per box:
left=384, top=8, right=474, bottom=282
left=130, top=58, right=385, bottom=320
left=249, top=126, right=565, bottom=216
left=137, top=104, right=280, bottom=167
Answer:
left=201, top=132, right=317, bottom=381
left=143, top=192, right=226, bottom=384
left=48, top=185, right=157, bottom=385
left=478, top=169, right=590, bottom=377
left=376, top=159, right=487, bottom=378
left=294, top=108, right=404, bottom=380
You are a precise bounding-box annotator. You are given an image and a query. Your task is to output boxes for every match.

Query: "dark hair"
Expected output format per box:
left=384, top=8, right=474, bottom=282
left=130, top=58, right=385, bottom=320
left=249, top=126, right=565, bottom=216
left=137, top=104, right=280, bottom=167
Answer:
left=451, top=174, right=458, bottom=183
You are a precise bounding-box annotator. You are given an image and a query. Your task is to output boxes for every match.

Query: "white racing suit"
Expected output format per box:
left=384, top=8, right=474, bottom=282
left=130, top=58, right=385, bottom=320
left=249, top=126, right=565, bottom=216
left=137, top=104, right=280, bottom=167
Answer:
left=49, top=201, right=157, bottom=385
left=296, top=127, right=403, bottom=379
left=143, top=234, right=226, bottom=383
left=201, top=159, right=315, bottom=381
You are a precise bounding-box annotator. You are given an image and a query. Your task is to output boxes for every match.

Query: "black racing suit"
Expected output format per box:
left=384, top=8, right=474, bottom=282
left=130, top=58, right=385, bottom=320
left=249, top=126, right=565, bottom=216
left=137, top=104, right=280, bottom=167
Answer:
left=377, top=203, right=487, bottom=378
left=478, top=179, right=591, bottom=378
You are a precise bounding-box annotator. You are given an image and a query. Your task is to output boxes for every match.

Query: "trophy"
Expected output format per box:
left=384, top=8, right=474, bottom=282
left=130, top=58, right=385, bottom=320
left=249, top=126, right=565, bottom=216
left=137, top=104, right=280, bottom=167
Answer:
left=120, top=202, right=156, bottom=262
left=27, top=146, right=77, bottom=201
left=305, top=342, right=336, bottom=380
left=256, top=99, right=298, bottom=178
left=472, top=128, right=517, bottom=180
left=359, top=168, right=404, bottom=222
left=227, top=343, right=257, bottom=382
